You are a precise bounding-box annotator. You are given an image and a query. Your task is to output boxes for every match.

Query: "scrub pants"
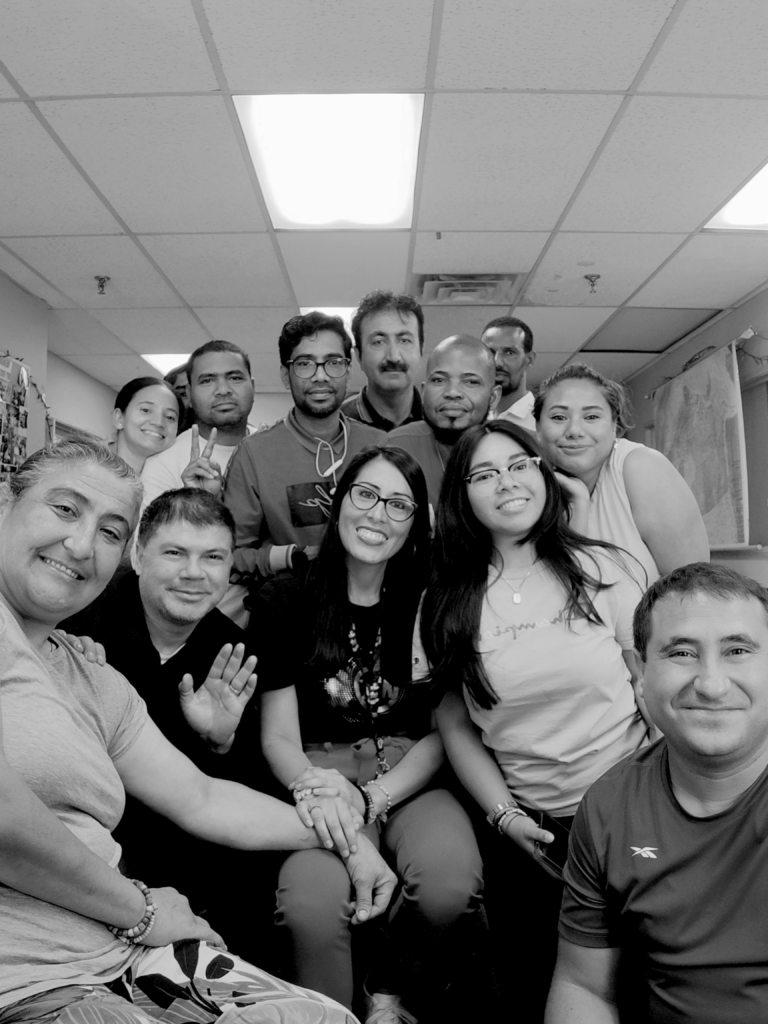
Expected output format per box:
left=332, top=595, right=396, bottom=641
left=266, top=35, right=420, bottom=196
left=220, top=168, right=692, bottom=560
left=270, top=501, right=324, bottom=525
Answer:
left=275, top=787, right=484, bottom=1019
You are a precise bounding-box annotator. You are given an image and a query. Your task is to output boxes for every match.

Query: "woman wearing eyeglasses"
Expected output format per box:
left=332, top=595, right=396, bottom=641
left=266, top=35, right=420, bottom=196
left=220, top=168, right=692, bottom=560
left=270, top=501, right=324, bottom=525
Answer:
left=419, top=420, right=652, bottom=1021
left=252, top=445, right=482, bottom=1024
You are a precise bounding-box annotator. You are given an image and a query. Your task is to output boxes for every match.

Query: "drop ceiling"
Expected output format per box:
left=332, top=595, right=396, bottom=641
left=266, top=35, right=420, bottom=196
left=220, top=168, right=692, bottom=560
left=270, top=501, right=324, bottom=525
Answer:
left=1, top=0, right=767, bottom=394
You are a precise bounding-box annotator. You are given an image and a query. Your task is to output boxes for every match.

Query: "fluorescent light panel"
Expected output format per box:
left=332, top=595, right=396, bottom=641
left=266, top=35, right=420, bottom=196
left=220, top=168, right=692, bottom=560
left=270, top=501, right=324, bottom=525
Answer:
left=299, top=307, right=356, bottom=331
left=234, top=94, right=424, bottom=229
left=707, top=162, right=768, bottom=230
left=142, top=353, right=191, bottom=375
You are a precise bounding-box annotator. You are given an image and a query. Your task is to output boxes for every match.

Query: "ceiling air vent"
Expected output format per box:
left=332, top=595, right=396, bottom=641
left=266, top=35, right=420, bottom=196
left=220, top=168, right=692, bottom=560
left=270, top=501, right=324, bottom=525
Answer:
left=412, top=273, right=527, bottom=306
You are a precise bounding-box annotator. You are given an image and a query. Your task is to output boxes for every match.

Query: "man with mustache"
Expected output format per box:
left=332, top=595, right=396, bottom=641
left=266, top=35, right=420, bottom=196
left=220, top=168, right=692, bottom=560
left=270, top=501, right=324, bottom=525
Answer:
left=387, top=334, right=500, bottom=511
left=481, top=315, right=536, bottom=432
left=224, top=311, right=384, bottom=581
left=547, top=563, right=768, bottom=1024
left=341, top=290, right=425, bottom=432
left=61, top=488, right=272, bottom=958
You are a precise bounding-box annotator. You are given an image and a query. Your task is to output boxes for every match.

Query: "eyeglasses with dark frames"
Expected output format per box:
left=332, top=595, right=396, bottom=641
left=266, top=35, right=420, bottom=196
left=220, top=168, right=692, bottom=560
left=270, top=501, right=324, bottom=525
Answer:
left=465, top=455, right=542, bottom=489
left=286, top=356, right=351, bottom=379
left=348, top=483, right=418, bottom=522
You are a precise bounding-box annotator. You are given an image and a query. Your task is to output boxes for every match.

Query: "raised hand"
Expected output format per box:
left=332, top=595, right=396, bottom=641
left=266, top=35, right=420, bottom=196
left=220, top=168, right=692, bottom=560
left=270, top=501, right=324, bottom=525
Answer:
left=178, top=642, right=257, bottom=752
left=181, top=424, right=224, bottom=496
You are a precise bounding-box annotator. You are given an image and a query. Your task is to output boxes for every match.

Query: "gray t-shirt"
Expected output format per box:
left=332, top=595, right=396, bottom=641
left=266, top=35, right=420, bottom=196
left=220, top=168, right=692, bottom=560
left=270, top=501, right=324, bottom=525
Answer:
left=0, top=598, right=148, bottom=1005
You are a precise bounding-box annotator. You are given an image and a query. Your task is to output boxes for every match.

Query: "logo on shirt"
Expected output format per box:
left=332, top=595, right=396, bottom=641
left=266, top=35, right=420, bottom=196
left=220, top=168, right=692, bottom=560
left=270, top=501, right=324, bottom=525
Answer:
left=287, top=482, right=333, bottom=527
left=630, top=846, right=658, bottom=859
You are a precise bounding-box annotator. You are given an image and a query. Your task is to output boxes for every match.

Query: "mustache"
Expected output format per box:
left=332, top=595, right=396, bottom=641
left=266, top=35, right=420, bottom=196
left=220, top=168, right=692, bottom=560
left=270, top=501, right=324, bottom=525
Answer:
left=379, top=360, right=408, bottom=373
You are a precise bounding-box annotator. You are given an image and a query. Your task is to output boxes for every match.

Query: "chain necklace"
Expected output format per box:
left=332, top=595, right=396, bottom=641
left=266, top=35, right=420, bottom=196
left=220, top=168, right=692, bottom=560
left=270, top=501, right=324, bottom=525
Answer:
left=496, top=562, right=539, bottom=605
left=348, top=620, right=390, bottom=776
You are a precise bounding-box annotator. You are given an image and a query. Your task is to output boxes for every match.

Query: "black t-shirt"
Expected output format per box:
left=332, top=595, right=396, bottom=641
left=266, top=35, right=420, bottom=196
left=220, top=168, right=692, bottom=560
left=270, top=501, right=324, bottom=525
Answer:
left=61, top=572, right=263, bottom=892
left=252, top=572, right=432, bottom=744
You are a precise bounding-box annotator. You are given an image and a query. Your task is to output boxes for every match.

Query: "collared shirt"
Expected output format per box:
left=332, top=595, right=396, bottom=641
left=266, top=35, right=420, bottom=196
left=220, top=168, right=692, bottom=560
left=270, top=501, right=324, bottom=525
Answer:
left=341, top=386, right=423, bottom=433
left=493, top=390, right=537, bottom=433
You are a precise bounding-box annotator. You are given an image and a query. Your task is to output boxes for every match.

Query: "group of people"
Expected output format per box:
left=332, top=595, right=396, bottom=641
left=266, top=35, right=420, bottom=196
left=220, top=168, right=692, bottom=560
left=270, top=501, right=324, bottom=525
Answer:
left=2, top=289, right=767, bottom=1024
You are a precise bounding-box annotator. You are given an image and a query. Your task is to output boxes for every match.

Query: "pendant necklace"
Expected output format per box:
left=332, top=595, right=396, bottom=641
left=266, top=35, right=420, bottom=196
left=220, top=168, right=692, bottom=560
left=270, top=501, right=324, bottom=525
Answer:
left=497, top=563, right=538, bottom=605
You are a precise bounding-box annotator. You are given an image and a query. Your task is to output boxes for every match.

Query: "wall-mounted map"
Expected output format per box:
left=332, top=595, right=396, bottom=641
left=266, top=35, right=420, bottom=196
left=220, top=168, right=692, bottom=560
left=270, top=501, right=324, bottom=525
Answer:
left=653, top=342, right=747, bottom=546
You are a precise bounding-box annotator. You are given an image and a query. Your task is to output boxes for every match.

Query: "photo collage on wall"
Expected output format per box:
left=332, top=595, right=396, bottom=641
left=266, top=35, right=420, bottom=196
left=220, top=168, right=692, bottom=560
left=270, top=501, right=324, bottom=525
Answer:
left=0, top=357, right=29, bottom=483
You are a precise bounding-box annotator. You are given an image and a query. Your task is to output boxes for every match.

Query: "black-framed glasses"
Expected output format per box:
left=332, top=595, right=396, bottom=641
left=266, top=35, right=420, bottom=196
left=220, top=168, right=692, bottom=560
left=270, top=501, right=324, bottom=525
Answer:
left=465, top=456, right=542, bottom=489
left=348, top=484, right=418, bottom=522
left=286, top=356, right=350, bottom=379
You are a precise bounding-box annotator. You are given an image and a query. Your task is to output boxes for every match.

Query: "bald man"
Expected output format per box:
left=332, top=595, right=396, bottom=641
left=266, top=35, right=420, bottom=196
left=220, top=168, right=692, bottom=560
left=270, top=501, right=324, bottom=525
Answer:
left=387, top=334, right=500, bottom=511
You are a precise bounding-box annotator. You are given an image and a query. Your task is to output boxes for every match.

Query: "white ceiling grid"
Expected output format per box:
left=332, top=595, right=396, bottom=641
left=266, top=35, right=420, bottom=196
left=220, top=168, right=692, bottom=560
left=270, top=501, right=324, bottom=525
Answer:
left=0, top=0, right=765, bottom=393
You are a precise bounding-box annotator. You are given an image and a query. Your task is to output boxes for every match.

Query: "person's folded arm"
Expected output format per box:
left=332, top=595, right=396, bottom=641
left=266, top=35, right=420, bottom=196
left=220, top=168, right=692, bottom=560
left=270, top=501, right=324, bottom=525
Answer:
left=545, top=939, right=620, bottom=1024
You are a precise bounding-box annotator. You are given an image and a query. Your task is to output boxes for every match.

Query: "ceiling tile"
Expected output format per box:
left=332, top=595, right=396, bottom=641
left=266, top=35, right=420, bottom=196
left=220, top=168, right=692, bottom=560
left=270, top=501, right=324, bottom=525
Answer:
left=437, top=0, right=676, bottom=90
left=565, top=350, right=656, bottom=381
left=413, top=232, right=548, bottom=274
left=48, top=309, right=133, bottom=356
left=0, top=77, right=20, bottom=98
left=88, top=309, right=210, bottom=353
left=140, top=235, right=294, bottom=306
left=528, top=352, right=591, bottom=390
left=422, top=306, right=511, bottom=356
left=583, top=307, right=719, bottom=352
left=640, top=0, right=768, bottom=96
left=40, top=97, right=268, bottom=233
left=525, top=233, right=686, bottom=306
left=0, top=104, right=121, bottom=235
left=629, top=233, right=768, bottom=308
left=193, top=307, right=300, bottom=355
left=512, top=307, right=617, bottom=352
left=63, top=353, right=160, bottom=387
left=0, top=249, right=75, bottom=308
left=1, top=0, right=217, bottom=95
left=6, top=236, right=183, bottom=308
left=563, top=97, right=768, bottom=232
left=418, top=94, right=623, bottom=231
left=203, top=0, right=432, bottom=91
left=278, top=232, right=411, bottom=306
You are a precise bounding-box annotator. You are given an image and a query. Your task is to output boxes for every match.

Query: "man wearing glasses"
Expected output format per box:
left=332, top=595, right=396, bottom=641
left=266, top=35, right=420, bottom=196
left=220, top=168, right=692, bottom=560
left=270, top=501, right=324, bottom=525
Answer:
left=224, top=311, right=384, bottom=582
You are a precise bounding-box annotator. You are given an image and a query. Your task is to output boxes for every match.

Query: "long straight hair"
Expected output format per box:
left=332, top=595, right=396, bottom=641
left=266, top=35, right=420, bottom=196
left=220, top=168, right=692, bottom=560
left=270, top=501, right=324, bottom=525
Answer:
left=421, top=420, right=630, bottom=709
left=308, top=445, right=431, bottom=686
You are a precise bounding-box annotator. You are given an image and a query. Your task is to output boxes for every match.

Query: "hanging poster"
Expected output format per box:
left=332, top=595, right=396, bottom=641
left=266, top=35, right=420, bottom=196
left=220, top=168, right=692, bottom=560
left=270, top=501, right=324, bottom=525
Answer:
left=653, top=342, right=748, bottom=546
left=0, top=357, right=30, bottom=483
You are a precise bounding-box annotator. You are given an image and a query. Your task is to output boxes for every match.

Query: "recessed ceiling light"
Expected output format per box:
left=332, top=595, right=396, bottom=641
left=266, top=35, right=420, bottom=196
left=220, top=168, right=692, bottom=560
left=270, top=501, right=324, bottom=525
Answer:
left=299, top=307, right=356, bottom=331
left=706, top=162, right=768, bottom=230
left=234, top=94, right=424, bottom=229
left=142, top=353, right=191, bottom=375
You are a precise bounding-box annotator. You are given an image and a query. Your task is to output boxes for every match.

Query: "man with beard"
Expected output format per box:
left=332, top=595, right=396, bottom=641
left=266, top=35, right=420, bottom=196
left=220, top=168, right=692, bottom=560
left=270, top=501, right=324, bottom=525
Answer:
left=223, top=311, right=384, bottom=580
left=481, top=315, right=536, bottom=431
left=142, top=340, right=255, bottom=505
left=341, top=290, right=424, bottom=431
left=61, top=488, right=271, bottom=961
left=387, top=334, right=500, bottom=511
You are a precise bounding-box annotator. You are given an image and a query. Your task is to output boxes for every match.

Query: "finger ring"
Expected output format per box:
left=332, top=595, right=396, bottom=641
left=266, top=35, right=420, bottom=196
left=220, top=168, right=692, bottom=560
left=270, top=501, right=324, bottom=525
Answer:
left=308, top=805, right=321, bottom=813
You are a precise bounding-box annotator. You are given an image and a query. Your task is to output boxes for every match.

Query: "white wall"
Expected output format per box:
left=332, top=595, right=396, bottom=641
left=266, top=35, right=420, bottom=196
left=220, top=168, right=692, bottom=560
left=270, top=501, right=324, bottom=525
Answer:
left=250, top=392, right=293, bottom=428
left=46, top=352, right=117, bottom=441
left=0, top=273, right=49, bottom=453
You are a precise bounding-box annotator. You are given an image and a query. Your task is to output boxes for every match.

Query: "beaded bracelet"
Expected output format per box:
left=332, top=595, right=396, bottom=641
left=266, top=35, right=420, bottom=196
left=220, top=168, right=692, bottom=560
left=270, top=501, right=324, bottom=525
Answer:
left=355, top=783, right=378, bottom=824
left=364, top=780, right=392, bottom=823
left=107, top=879, right=158, bottom=945
left=494, top=806, right=529, bottom=834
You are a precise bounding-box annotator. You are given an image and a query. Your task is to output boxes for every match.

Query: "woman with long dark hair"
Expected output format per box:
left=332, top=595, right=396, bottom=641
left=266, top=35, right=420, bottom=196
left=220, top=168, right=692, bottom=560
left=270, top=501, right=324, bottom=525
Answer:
left=110, top=376, right=180, bottom=474
left=420, top=420, right=652, bottom=1021
left=253, top=445, right=483, bottom=1024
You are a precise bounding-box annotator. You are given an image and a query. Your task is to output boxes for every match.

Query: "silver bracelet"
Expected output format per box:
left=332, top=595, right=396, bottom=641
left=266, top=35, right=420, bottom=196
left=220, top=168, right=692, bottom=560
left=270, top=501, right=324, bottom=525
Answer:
left=494, top=807, right=530, bottom=835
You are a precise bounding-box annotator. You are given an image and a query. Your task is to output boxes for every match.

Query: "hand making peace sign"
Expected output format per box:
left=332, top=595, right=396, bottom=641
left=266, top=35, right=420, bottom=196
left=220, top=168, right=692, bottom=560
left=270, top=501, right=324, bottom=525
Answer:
left=180, top=424, right=224, bottom=496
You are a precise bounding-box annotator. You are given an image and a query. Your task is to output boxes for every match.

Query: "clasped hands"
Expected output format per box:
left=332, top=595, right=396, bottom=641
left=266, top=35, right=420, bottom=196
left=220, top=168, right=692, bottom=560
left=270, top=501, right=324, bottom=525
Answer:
left=289, top=766, right=395, bottom=924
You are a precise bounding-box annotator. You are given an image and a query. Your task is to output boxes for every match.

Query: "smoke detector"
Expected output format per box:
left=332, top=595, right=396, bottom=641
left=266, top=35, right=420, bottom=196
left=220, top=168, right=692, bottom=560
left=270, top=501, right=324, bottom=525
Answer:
left=411, top=273, right=527, bottom=306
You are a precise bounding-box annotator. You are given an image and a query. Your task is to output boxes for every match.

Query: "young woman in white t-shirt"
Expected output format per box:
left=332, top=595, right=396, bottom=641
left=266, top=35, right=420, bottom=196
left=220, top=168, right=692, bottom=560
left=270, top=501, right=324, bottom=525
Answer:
left=420, top=419, right=653, bottom=1021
